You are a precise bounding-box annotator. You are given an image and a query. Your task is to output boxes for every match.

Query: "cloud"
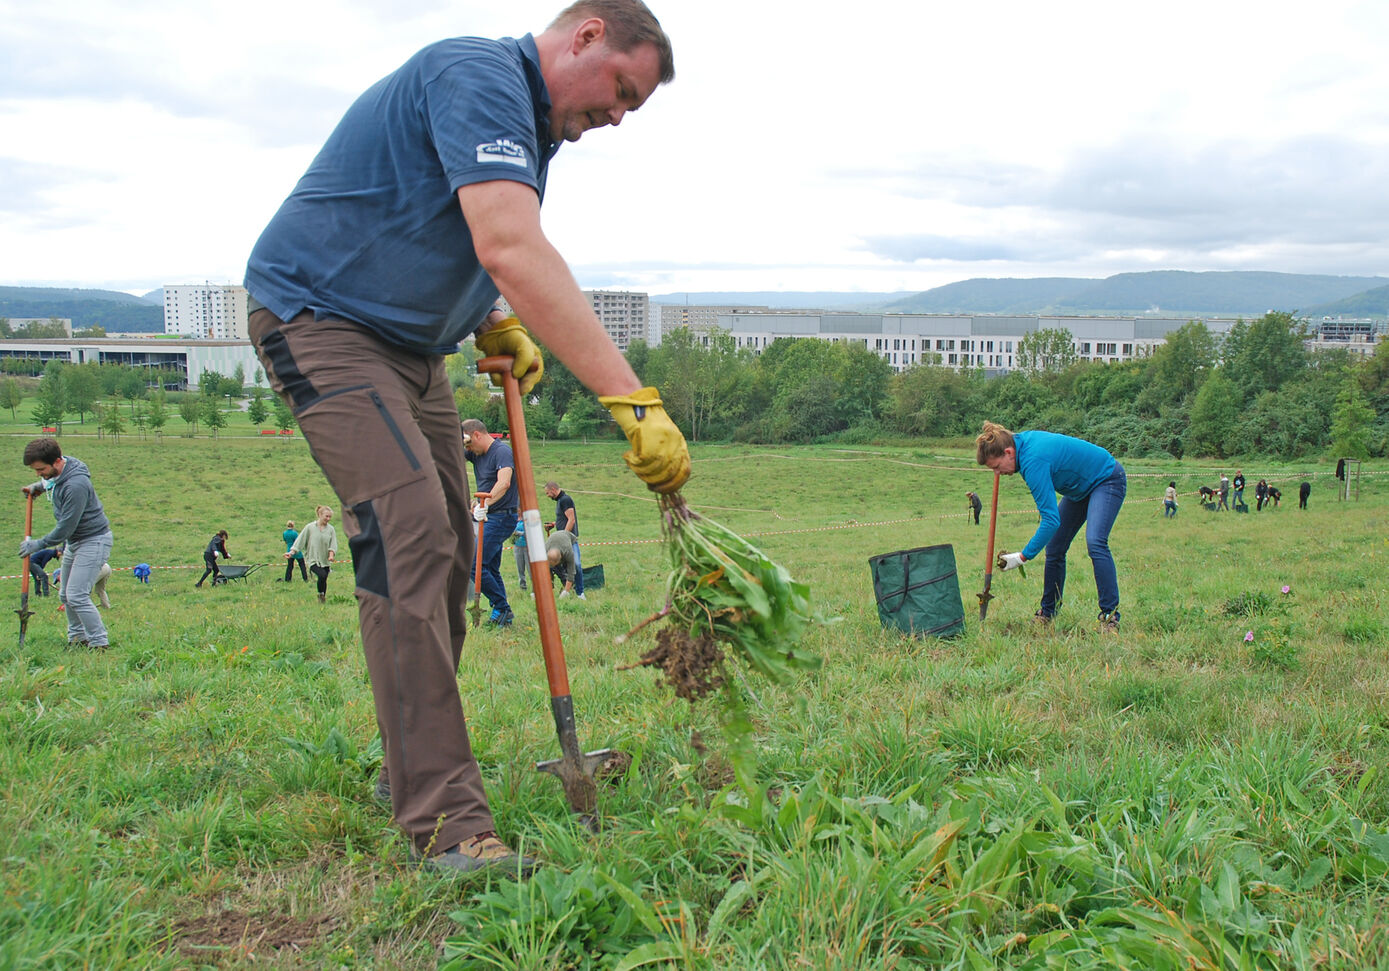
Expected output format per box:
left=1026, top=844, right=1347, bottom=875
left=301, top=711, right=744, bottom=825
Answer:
left=856, top=236, right=1027, bottom=263
left=855, top=135, right=1389, bottom=273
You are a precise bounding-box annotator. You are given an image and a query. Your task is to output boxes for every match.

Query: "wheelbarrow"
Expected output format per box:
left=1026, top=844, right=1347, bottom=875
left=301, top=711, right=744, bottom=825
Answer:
left=477, top=354, right=622, bottom=816
left=211, top=563, right=265, bottom=585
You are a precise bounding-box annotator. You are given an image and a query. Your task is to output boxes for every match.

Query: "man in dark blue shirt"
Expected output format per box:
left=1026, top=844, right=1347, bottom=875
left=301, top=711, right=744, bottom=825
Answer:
left=545, top=480, right=584, bottom=597
left=463, top=419, right=517, bottom=626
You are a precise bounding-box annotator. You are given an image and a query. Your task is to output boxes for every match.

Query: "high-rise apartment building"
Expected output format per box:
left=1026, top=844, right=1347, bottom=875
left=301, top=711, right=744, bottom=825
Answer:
left=585, top=290, right=651, bottom=350
left=494, top=289, right=655, bottom=349
left=163, top=284, right=249, bottom=340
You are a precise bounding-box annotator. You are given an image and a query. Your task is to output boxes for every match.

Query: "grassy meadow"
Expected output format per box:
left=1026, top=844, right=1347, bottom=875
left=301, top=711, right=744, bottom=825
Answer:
left=1, top=422, right=1387, bottom=969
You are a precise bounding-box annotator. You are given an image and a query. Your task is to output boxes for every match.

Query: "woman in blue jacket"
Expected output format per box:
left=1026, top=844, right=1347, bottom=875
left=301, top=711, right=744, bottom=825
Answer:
left=975, top=421, right=1126, bottom=631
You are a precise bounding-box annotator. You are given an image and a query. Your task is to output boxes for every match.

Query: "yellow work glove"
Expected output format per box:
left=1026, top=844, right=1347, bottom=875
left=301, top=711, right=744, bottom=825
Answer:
left=474, top=316, right=544, bottom=395
left=598, top=387, right=690, bottom=494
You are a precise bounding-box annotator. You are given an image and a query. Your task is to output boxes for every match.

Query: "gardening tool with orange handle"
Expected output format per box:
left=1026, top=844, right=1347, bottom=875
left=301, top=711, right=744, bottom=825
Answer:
left=477, top=354, right=619, bottom=815
left=469, top=492, right=487, bottom=629
left=16, top=489, right=36, bottom=648
left=977, top=472, right=1001, bottom=622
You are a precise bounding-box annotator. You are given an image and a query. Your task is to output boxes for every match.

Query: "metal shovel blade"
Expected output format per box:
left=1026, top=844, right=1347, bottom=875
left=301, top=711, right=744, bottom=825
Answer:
left=535, top=694, right=616, bottom=814
left=16, top=597, right=33, bottom=649
left=977, top=583, right=994, bottom=622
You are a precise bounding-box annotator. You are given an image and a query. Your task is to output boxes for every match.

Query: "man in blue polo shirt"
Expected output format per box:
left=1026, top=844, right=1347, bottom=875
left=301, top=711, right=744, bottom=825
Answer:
left=462, top=419, right=517, bottom=626
left=243, top=0, right=690, bottom=878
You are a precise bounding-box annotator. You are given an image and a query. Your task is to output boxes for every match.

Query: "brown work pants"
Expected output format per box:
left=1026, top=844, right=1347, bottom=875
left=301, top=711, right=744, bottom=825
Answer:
left=250, top=308, right=490, bottom=856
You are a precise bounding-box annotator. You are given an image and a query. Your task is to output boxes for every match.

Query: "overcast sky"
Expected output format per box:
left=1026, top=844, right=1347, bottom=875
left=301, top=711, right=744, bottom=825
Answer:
left=3, top=0, right=1387, bottom=298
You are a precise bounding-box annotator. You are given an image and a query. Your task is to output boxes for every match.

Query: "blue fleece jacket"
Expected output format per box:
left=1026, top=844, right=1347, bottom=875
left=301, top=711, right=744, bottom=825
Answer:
left=1014, top=431, right=1116, bottom=561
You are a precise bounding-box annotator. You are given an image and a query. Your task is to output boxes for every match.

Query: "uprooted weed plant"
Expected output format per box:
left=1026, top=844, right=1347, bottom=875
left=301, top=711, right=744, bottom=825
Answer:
left=0, top=433, right=1386, bottom=968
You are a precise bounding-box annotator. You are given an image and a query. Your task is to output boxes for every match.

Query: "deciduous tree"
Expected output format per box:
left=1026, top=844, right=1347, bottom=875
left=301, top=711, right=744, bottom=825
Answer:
left=1015, top=327, right=1078, bottom=375
left=1330, top=372, right=1375, bottom=459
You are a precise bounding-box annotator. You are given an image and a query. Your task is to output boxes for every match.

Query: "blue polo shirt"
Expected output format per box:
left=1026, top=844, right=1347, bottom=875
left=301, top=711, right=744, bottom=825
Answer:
left=466, top=439, right=517, bottom=512
left=245, top=34, right=558, bottom=355
left=1014, top=431, right=1117, bottom=561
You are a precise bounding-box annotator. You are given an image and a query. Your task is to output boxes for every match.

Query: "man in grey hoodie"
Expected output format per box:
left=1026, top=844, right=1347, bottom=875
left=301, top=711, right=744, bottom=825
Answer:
left=19, top=438, right=113, bottom=648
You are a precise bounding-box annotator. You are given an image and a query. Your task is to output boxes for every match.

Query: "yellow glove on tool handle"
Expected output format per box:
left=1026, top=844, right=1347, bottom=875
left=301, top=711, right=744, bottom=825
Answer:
left=598, top=387, right=691, bottom=494
left=474, top=316, right=544, bottom=395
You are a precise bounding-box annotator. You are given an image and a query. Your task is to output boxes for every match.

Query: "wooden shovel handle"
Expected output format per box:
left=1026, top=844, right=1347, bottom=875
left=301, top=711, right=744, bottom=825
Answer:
left=20, top=490, right=34, bottom=597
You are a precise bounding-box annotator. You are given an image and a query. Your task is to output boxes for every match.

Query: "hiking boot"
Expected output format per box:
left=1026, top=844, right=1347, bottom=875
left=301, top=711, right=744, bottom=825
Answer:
left=68, top=638, right=88, bottom=648
left=487, top=608, right=514, bottom=628
left=317, top=593, right=326, bottom=604
left=1098, top=610, right=1121, bottom=633
left=373, top=776, right=390, bottom=805
left=1031, top=610, right=1053, bottom=627
left=421, top=831, right=536, bottom=878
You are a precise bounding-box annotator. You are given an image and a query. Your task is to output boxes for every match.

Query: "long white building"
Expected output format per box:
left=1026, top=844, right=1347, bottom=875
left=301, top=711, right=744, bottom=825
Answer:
left=718, top=312, right=1260, bottom=374
left=0, top=337, right=261, bottom=390
left=163, top=284, right=249, bottom=340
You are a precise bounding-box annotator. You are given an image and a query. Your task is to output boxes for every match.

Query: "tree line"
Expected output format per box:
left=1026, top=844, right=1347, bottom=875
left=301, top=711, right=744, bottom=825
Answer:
left=4, top=360, right=297, bottom=440
left=454, top=312, right=1388, bottom=460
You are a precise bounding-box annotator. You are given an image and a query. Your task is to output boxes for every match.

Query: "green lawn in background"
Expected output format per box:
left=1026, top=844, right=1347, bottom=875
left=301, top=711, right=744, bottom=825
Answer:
left=1, top=432, right=1385, bottom=969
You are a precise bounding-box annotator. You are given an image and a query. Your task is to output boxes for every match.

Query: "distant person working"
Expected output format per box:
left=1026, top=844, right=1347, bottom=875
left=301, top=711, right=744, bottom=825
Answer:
left=196, top=530, right=230, bottom=587
left=463, top=419, right=518, bottom=627
left=545, top=481, right=585, bottom=598
left=28, top=545, right=61, bottom=596
left=966, top=491, right=982, bottom=525
left=545, top=529, right=580, bottom=596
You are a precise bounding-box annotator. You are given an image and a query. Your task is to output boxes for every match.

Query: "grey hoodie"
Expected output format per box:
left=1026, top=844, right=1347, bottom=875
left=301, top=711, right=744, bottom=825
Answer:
left=30, top=456, right=111, bottom=547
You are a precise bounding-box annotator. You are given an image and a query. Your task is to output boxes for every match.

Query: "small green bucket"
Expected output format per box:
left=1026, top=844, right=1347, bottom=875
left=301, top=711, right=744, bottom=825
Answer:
left=869, top=543, right=966, bottom=639
left=581, top=563, right=605, bottom=590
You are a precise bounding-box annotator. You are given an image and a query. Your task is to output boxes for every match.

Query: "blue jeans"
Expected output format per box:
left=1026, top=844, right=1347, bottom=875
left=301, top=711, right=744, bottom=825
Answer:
left=1163, top=499, right=1177, bottom=518
left=1039, top=463, right=1125, bottom=617
left=62, top=530, right=113, bottom=646
left=572, top=540, right=584, bottom=596
left=480, top=509, right=517, bottom=615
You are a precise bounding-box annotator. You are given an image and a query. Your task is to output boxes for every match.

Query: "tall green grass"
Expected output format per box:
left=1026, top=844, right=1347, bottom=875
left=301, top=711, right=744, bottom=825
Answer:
left=1, top=433, right=1385, bottom=968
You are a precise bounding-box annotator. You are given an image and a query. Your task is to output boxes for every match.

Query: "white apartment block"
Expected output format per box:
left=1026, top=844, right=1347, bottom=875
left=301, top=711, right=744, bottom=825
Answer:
left=163, top=284, right=249, bottom=340
left=494, top=290, right=656, bottom=348
left=7, top=317, right=73, bottom=335
left=584, top=290, right=651, bottom=350
left=717, top=312, right=1253, bottom=374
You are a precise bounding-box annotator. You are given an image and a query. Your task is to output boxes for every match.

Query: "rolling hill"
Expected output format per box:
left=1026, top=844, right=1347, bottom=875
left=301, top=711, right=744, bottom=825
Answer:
left=0, top=286, right=163, bottom=332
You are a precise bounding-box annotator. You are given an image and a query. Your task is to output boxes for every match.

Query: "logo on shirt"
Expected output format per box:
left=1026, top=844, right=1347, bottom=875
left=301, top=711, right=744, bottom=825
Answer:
left=476, top=139, right=528, bottom=167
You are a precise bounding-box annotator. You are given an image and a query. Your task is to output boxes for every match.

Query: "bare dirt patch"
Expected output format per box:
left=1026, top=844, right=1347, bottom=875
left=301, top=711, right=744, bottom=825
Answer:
left=171, top=909, right=334, bottom=965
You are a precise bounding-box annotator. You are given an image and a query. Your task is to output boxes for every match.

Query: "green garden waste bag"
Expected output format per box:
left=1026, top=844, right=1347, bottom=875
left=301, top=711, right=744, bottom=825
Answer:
left=581, top=563, right=604, bottom=590
left=869, top=544, right=966, bottom=639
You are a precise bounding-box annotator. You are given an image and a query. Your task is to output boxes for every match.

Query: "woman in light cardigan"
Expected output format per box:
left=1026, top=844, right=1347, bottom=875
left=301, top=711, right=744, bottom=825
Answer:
left=289, top=505, right=337, bottom=603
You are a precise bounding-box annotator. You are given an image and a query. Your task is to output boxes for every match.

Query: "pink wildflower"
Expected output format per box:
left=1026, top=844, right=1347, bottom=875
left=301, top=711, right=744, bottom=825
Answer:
left=1244, top=631, right=1255, bottom=642
left=1281, top=585, right=1291, bottom=594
